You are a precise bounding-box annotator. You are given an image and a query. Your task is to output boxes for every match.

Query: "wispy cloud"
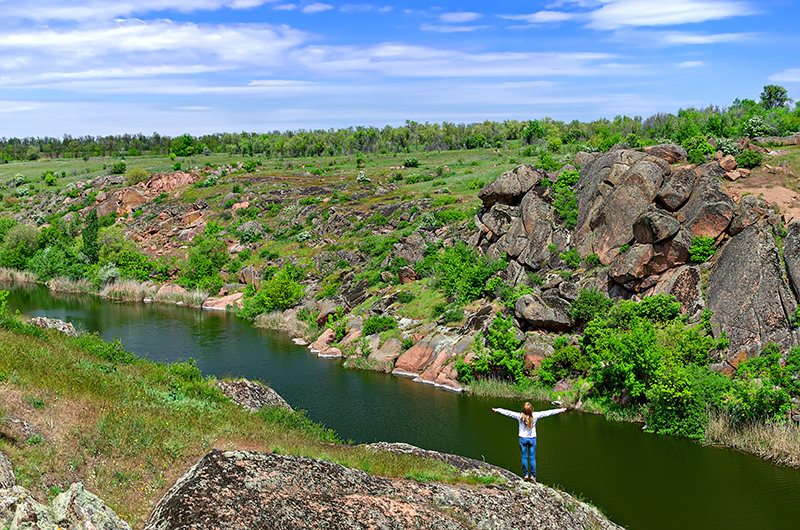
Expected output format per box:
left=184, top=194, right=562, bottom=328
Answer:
left=770, top=68, right=800, bottom=83
left=439, top=12, right=482, bottom=23
left=0, top=1, right=281, bottom=22
left=292, top=43, right=629, bottom=78
left=501, top=11, right=577, bottom=25
left=340, top=4, right=392, bottom=13
left=656, top=31, right=754, bottom=45
left=420, top=24, right=489, bottom=33
left=587, top=0, right=756, bottom=30
left=302, top=2, right=334, bottom=14
left=677, top=60, right=704, bottom=68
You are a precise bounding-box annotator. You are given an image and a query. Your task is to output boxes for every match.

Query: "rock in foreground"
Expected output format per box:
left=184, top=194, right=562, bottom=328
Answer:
left=144, top=450, right=619, bottom=530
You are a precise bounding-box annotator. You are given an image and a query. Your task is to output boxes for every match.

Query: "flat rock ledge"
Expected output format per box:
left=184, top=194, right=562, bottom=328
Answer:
left=144, top=450, right=620, bottom=530
left=216, top=379, right=293, bottom=412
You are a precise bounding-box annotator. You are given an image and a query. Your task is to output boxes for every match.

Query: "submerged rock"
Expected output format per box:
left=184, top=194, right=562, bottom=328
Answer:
left=143, top=450, right=620, bottom=530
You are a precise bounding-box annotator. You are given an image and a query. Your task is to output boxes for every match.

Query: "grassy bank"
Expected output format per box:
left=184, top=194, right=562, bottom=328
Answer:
left=0, top=314, right=500, bottom=528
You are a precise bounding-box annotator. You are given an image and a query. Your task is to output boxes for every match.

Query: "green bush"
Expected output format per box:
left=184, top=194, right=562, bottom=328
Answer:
left=569, top=289, right=613, bottom=323
left=681, top=136, right=714, bottom=165
left=242, top=159, right=259, bottom=172
left=736, top=150, right=763, bottom=169
left=546, top=170, right=580, bottom=228
left=585, top=253, right=602, bottom=268
left=110, top=161, right=127, bottom=175
left=179, top=223, right=229, bottom=292
left=688, top=236, right=716, bottom=262
left=237, top=266, right=304, bottom=321
left=456, top=314, right=526, bottom=384
left=559, top=248, right=581, bottom=269
left=396, top=291, right=415, bottom=304
left=0, top=223, right=38, bottom=269
left=362, top=315, right=397, bottom=336
left=125, top=168, right=150, bottom=185
left=433, top=242, right=506, bottom=303
left=539, top=339, right=591, bottom=386
left=403, top=157, right=420, bottom=168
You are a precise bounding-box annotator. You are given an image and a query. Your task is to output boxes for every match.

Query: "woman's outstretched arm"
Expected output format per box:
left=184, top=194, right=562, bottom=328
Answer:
left=492, top=407, right=521, bottom=419
left=533, top=407, right=567, bottom=419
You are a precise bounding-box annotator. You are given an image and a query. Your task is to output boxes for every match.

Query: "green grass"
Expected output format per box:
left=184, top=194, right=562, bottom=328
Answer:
left=0, top=319, right=500, bottom=527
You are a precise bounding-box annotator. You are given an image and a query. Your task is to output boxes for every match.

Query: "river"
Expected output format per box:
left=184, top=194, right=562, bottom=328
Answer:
left=6, top=283, right=800, bottom=529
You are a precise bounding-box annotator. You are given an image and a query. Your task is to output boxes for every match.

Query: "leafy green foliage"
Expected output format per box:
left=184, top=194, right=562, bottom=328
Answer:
left=736, top=149, right=763, bottom=169
left=456, top=314, right=526, bottom=384
left=559, top=248, right=581, bottom=269
left=0, top=223, right=38, bottom=269
left=433, top=242, right=506, bottom=303
left=545, top=170, right=580, bottom=228
left=682, top=135, right=714, bottom=165
left=179, top=223, right=229, bottom=292
left=569, top=289, right=613, bottom=324
left=362, top=315, right=397, bottom=336
left=82, top=210, right=99, bottom=264
left=110, top=161, right=127, bottom=175
left=125, top=168, right=150, bottom=185
left=403, top=157, right=419, bottom=168
left=237, top=266, right=304, bottom=321
left=688, top=236, right=716, bottom=262
left=539, top=337, right=591, bottom=386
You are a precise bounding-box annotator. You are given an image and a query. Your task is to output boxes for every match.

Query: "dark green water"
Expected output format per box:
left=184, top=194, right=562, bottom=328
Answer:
left=7, top=283, right=800, bottom=529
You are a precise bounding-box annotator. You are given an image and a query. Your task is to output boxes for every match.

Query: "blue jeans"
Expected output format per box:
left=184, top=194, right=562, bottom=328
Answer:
left=519, top=437, right=537, bottom=477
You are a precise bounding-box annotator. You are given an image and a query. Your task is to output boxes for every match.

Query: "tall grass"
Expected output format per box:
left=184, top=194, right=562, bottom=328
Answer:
left=47, top=276, right=92, bottom=294
left=152, top=287, right=207, bottom=308
left=705, top=411, right=800, bottom=467
left=100, top=279, right=156, bottom=301
left=254, top=310, right=313, bottom=341
left=0, top=267, right=36, bottom=283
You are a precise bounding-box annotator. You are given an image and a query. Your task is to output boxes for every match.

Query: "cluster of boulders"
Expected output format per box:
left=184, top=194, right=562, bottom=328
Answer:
left=471, top=144, right=799, bottom=368
left=0, top=463, right=130, bottom=530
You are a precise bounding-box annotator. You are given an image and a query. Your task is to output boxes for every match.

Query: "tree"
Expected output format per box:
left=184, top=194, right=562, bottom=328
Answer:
left=82, top=210, right=99, bottom=263
left=760, top=85, right=790, bottom=109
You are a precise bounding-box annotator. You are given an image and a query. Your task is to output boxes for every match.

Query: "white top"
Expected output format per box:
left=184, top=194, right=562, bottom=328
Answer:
left=494, top=407, right=564, bottom=438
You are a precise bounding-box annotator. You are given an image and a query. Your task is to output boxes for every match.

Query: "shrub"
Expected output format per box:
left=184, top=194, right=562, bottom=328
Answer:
left=362, top=315, right=397, bottom=336
left=456, top=314, right=526, bottom=384
left=396, top=291, right=415, bottom=304
left=403, top=157, right=420, bottom=168
left=110, top=161, right=127, bottom=175
left=179, top=223, right=229, bottom=292
left=125, top=168, right=150, bottom=185
left=569, top=289, right=613, bottom=323
left=688, top=236, right=716, bottom=262
left=433, top=242, right=506, bottom=303
left=585, top=253, right=602, bottom=268
left=559, top=248, right=581, bottom=269
left=539, top=340, right=591, bottom=386
left=681, top=136, right=714, bottom=165
left=242, top=159, right=259, bottom=172
left=736, top=150, right=763, bottom=169
left=0, top=223, right=38, bottom=269
left=742, top=115, right=771, bottom=138
left=237, top=266, right=304, bottom=321
left=546, top=170, right=580, bottom=228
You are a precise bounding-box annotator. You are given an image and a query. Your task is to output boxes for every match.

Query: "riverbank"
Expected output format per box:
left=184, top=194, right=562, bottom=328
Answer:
left=0, top=303, right=618, bottom=529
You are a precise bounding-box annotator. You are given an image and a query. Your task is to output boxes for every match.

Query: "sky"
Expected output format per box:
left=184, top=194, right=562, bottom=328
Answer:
left=0, top=0, right=798, bottom=137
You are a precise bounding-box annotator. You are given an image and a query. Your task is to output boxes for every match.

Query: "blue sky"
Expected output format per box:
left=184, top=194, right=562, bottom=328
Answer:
left=0, top=0, right=798, bottom=137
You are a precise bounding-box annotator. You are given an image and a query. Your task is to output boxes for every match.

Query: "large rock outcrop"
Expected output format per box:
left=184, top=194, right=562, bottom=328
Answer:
left=143, top=450, right=619, bottom=530
left=707, top=221, right=799, bottom=361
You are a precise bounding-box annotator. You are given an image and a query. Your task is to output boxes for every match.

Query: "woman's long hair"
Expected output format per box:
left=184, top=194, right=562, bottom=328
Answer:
left=521, top=402, right=534, bottom=429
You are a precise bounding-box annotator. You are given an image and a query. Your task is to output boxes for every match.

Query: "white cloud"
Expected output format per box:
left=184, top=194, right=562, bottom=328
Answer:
left=439, top=12, right=482, bottom=24
left=0, top=101, right=38, bottom=114
left=0, top=1, right=280, bottom=22
left=302, top=2, right=334, bottom=14
left=677, top=60, right=704, bottom=68
left=657, top=31, right=754, bottom=45
left=340, top=4, right=392, bottom=13
left=174, top=106, right=213, bottom=111
left=0, top=20, right=310, bottom=74
left=420, top=24, right=489, bottom=33
left=274, top=3, right=298, bottom=10
left=501, top=11, right=577, bottom=25
left=770, top=69, right=800, bottom=83
left=292, top=43, right=627, bottom=78
left=587, top=0, right=756, bottom=30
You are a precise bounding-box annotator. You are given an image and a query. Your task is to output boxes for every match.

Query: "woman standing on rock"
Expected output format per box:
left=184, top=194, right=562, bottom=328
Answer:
left=492, top=402, right=566, bottom=482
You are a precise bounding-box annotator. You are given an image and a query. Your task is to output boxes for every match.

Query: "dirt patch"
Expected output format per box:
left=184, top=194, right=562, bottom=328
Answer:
left=722, top=149, right=800, bottom=221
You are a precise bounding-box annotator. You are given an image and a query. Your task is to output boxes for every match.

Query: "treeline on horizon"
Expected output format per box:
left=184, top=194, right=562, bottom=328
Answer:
left=2, top=85, right=799, bottom=163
